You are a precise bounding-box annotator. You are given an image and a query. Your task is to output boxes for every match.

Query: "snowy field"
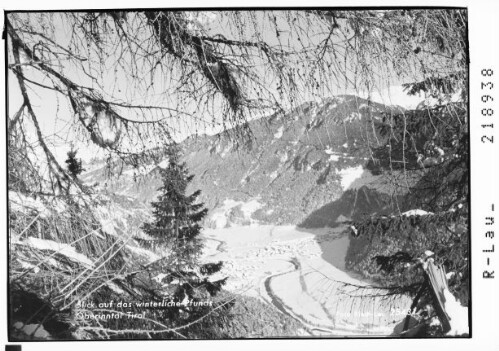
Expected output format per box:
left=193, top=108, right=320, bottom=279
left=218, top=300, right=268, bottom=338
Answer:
left=201, top=225, right=413, bottom=336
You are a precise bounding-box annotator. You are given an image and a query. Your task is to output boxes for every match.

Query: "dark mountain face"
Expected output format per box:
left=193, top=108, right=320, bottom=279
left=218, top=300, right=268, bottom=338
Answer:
left=82, top=95, right=405, bottom=228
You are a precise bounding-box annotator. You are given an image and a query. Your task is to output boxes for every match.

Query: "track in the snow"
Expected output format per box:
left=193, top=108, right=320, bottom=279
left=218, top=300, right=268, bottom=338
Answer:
left=262, top=257, right=336, bottom=335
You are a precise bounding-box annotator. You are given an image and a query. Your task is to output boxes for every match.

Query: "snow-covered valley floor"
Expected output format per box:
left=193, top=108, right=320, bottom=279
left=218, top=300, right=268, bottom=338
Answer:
left=201, top=225, right=413, bottom=337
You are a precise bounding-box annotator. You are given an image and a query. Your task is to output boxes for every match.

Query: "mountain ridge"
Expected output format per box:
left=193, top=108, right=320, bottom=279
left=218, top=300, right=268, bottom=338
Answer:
left=82, top=95, right=407, bottom=228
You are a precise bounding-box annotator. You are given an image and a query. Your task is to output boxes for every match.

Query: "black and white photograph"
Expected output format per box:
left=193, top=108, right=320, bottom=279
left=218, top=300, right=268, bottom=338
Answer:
left=3, top=4, right=477, bottom=344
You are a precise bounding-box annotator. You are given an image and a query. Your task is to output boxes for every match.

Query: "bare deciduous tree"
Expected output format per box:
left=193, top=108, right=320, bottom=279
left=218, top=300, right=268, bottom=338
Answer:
left=7, top=9, right=466, bottom=194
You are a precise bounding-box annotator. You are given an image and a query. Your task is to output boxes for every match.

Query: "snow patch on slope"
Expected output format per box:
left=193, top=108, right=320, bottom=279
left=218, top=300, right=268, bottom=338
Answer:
left=274, top=126, right=284, bottom=139
left=240, top=199, right=263, bottom=218
left=280, top=152, right=288, bottom=163
left=325, top=147, right=342, bottom=162
left=157, top=158, right=170, bottom=169
left=402, top=209, right=434, bottom=217
left=220, top=144, right=232, bottom=158
left=209, top=198, right=263, bottom=229
left=443, top=288, right=469, bottom=336
left=338, top=165, right=364, bottom=190
left=126, top=244, right=160, bottom=264
left=19, top=237, right=94, bottom=267
left=345, top=112, right=362, bottom=122
left=324, top=146, right=335, bottom=155
left=9, top=191, right=53, bottom=218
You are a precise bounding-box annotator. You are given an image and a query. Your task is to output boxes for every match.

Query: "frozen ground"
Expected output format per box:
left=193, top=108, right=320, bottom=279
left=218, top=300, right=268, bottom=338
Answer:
left=201, top=225, right=413, bottom=336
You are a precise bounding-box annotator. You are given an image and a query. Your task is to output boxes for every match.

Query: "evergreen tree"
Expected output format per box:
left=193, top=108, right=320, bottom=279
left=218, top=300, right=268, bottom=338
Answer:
left=343, top=11, right=469, bottom=335
left=138, top=145, right=228, bottom=337
left=346, top=76, right=469, bottom=336
left=142, top=145, right=208, bottom=267
left=65, top=148, right=84, bottom=179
